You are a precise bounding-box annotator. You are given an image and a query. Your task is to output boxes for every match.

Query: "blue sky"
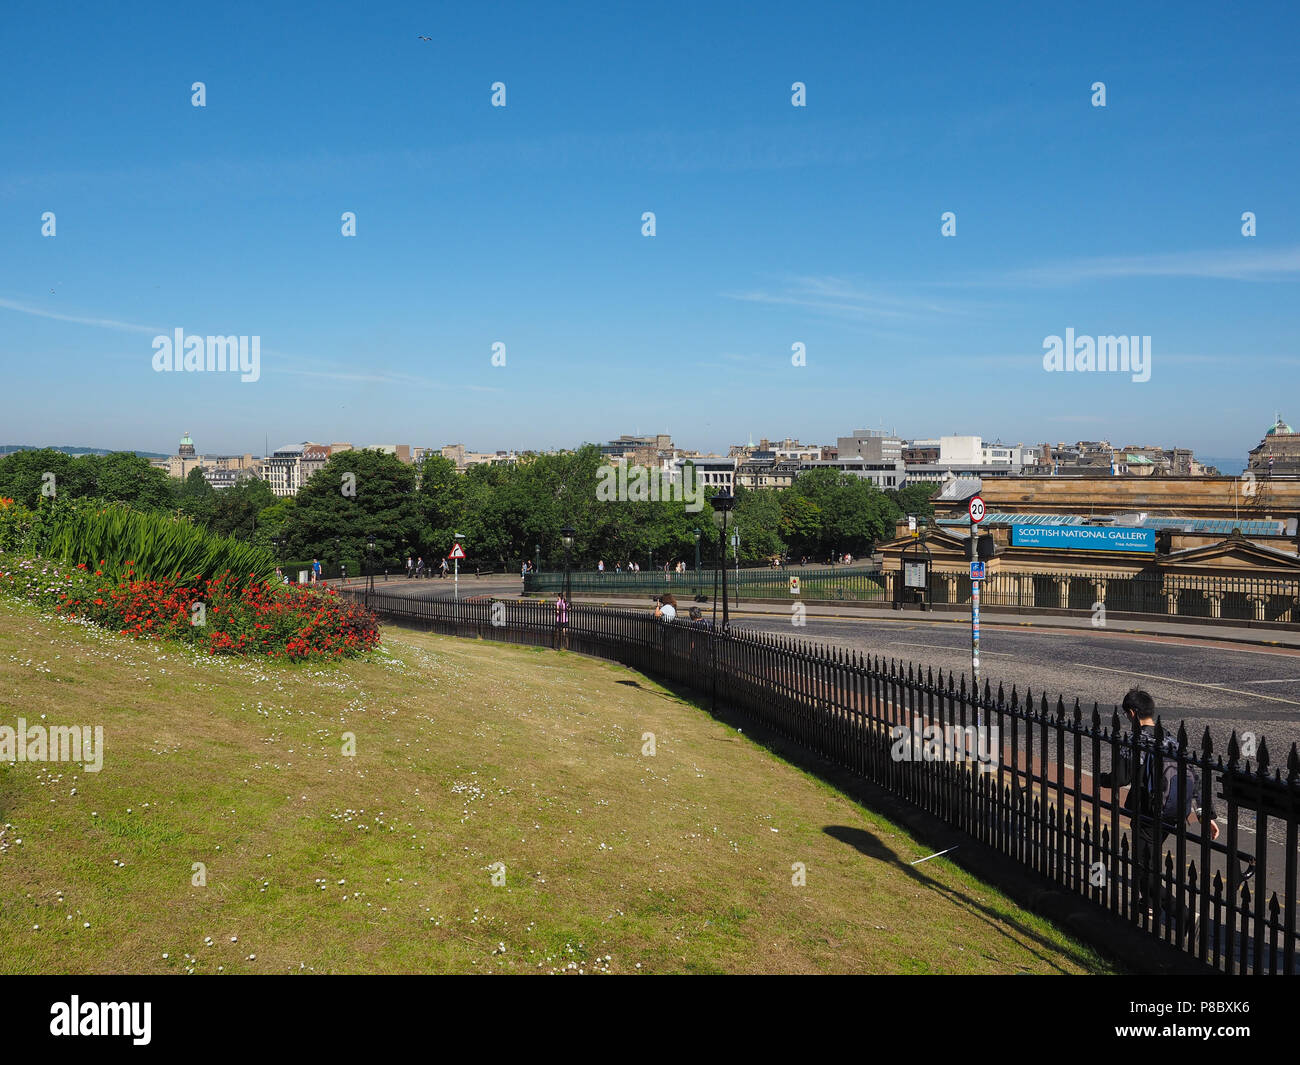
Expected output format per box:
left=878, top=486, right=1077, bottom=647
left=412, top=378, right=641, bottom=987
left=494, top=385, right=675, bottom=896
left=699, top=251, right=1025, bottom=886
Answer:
left=2, top=0, right=1297, bottom=465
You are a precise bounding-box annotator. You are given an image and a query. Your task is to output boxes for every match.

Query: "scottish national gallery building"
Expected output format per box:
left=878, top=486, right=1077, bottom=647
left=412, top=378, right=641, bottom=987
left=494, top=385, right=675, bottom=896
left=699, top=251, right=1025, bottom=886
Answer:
left=876, top=470, right=1300, bottom=625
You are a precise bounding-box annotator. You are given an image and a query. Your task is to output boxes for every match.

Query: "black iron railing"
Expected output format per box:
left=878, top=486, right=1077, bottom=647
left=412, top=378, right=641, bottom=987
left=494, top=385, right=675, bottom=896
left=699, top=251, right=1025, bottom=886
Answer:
left=924, top=570, right=1300, bottom=623
left=344, top=588, right=1300, bottom=973
left=524, top=564, right=887, bottom=602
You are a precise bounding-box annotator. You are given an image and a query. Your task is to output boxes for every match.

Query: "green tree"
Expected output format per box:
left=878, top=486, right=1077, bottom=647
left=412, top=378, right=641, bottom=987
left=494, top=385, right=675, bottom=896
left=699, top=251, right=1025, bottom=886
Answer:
left=284, top=449, right=420, bottom=569
left=415, top=454, right=465, bottom=559
left=887, top=481, right=938, bottom=524
left=779, top=494, right=824, bottom=558
left=86, top=452, right=173, bottom=510
left=210, top=476, right=277, bottom=541
left=0, top=448, right=89, bottom=507
left=731, top=487, right=786, bottom=564
left=176, top=467, right=216, bottom=526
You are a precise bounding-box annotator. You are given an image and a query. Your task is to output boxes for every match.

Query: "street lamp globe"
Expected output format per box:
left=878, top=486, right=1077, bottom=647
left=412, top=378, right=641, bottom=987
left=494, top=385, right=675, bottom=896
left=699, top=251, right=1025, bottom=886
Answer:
left=560, top=525, right=576, bottom=550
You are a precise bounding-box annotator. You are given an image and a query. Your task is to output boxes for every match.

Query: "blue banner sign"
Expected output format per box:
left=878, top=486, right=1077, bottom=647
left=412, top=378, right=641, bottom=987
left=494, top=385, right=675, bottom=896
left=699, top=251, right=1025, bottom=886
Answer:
left=1011, top=524, right=1156, bottom=553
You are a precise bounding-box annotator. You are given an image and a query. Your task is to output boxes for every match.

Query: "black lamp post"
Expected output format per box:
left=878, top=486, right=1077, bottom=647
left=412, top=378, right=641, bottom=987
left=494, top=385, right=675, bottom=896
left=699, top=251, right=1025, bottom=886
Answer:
left=534, top=544, right=540, bottom=576
left=333, top=536, right=341, bottom=580
left=560, top=525, right=575, bottom=608
left=693, top=528, right=701, bottom=593
left=712, top=495, right=736, bottom=631
left=365, top=536, right=376, bottom=599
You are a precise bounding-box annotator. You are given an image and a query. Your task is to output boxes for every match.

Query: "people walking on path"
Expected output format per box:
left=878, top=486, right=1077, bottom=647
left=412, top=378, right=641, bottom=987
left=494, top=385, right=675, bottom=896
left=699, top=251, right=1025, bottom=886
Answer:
left=554, top=593, right=569, bottom=649
left=598, top=559, right=605, bottom=574
left=440, top=557, right=449, bottom=578
left=311, top=558, right=322, bottom=582
left=1099, top=688, right=1219, bottom=929
left=407, top=556, right=414, bottom=579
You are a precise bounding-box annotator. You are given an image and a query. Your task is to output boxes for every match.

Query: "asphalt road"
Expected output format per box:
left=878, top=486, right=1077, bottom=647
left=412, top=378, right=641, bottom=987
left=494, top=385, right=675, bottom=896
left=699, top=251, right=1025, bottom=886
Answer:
left=726, top=613, right=1300, bottom=759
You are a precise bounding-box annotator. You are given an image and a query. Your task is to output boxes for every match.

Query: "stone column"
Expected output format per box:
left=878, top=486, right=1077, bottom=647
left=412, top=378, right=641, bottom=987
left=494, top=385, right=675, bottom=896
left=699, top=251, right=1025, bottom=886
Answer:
left=943, top=574, right=958, bottom=605
left=1247, top=593, right=1267, bottom=622
left=1205, top=591, right=1224, bottom=619
left=1055, top=576, right=1070, bottom=609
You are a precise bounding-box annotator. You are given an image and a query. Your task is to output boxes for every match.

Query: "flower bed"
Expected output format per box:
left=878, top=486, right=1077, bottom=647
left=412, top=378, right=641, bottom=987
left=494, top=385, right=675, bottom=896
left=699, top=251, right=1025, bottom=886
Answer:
left=0, top=552, right=379, bottom=660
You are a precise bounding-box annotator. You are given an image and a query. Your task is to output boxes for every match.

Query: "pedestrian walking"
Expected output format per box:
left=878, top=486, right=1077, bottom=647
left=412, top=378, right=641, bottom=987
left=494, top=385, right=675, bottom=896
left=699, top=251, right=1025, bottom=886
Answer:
left=311, top=558, right=322, bottom=583
left=440, top=557, right=449, bottom=579
left=554, top=593, right=569, bottom=650
left=1099, top=688, right=1219, bottom=929
left=406, top=556, right=414, bottom=579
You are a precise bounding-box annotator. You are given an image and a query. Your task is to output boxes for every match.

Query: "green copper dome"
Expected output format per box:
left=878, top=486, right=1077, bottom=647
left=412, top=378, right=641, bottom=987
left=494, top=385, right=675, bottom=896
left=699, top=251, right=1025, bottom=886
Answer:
left=1266, top=418, right=1292, bottom=436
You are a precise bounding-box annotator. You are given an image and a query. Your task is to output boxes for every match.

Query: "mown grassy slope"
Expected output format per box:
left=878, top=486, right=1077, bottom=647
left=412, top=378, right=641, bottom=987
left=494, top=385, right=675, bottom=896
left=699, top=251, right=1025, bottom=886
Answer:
left=0, top=597, right=1111, bottom=974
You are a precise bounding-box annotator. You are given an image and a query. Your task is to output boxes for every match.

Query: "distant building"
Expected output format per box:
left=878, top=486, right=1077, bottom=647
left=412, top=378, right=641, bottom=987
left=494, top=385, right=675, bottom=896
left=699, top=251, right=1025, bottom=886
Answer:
left=162, top=432, right=257, bottom=486
left=264, top=444, right=306, bottom=497
left=735, top=457, right=800, bottom=490
left=730, top=437, right=833, bottom=462
left=440, top=444, right=519, bottom=473
left=1247, top=416, right=1300, bottom=475
left=1031, top=439, right=1218, bottom=477
left=801, top=458, right=906, bottom=489
left=675, top=456, right=736, bottom=493
left=836, top=430, right=903, bottom=465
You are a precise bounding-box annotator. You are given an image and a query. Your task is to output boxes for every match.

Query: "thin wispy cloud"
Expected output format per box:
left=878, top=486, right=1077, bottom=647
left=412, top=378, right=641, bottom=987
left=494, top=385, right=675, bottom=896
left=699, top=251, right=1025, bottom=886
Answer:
left=0, top=296, right=160, bottom=334
left=991, top=245, right=1300, bottom=286
left=724, top=275, right=980, bottom=326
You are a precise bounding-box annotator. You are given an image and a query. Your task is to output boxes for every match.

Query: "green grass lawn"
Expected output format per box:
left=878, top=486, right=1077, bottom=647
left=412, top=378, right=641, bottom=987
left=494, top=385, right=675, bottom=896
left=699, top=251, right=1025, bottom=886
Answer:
left=0, top=595, right=1112, bottom=974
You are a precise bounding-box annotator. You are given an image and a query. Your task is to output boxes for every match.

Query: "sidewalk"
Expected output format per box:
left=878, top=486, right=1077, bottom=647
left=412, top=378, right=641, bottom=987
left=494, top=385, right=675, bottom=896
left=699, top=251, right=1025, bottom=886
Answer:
left=560, top=592, right=1300, bottom=649
left=332, top=574, right=1300, bottom=649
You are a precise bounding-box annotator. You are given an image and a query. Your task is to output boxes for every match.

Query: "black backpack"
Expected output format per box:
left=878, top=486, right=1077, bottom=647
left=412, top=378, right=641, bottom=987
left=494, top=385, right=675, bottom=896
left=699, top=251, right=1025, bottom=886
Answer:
left=1139, top=735, right=1198, bottom=825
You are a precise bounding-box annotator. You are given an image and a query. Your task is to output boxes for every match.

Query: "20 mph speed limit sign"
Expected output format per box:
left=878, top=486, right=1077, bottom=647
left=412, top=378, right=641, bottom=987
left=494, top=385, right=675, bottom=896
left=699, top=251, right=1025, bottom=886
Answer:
left=968, top=495, right=986, bottom=524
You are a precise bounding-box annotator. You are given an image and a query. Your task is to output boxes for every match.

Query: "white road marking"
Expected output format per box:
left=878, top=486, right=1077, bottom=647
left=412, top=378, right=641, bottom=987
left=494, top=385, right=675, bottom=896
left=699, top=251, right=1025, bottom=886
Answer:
left=1069, top=662, right=1300, bottom=707
left=892, top=641, right=1013, bottom=656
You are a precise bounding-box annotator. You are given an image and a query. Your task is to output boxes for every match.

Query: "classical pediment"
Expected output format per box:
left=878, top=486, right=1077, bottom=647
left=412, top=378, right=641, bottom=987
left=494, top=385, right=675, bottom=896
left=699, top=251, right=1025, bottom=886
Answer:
left=878, top=528, right=971, bottom=558
left=1158, top=533, right=1300, bottom=573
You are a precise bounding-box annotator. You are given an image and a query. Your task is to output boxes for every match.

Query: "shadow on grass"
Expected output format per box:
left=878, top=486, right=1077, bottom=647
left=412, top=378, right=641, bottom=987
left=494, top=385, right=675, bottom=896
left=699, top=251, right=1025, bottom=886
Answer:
left=822, top=824, right=1095, bottom=974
